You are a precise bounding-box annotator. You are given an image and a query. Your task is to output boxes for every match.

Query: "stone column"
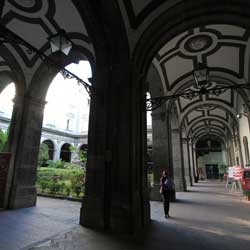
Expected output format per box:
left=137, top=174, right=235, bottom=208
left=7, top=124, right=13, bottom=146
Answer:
left=191, top=143, right=198, bottom=182
left=229, top=139, right=236, bottom=165
left=8, top=95, right=46, bottom=209
left=53, top=141, right=61, bottom=162
left=80, top=87, right=107, bottom=230
left=236, top=134, right=244, bottom=167
left=3, top=95, right=23, bottom=208
left=150, top=109, right=171, bottom=201
left=181, top=138, right=193, bottom=186
left=80, top=69, right=150, bottom=233
left=226, top=143, right=232, bottom=166
left=70, top=143, right=78, bottom=163
left=188, top=140, right=195, bottom=183
left=232, top=135, right=242, bottom=165
left=171, top=129, right=186, bottom=191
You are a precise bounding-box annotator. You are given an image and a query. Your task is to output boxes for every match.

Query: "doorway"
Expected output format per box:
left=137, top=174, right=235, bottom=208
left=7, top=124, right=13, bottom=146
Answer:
left=205, top=164, right=219, bottom=179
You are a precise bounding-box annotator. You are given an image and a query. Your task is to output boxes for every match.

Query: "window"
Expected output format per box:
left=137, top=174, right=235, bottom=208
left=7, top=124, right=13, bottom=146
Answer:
left=66, top=119, right=70, bottom=130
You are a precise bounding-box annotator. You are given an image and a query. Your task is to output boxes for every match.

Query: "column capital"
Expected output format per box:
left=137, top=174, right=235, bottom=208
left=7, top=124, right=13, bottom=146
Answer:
left=181, top=137, right=189, bottom=144
left=151, top=111, right=166, bottom=121
left=24, top=94, right=47, bottom=108
left=12, top=94, right=24, bottom=107
left=171, top=128, right=180, bottom=133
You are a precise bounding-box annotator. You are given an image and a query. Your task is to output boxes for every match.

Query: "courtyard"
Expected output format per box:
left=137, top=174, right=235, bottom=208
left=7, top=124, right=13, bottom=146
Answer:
left=0, top=181, right=249, bottom=250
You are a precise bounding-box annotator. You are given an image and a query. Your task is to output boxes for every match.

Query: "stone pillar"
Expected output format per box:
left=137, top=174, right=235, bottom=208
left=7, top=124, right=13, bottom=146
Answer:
left=8, top=95, right=46, bottom=209
left=150, top=109, right=171, bottom=201
left=171, top=129, right=186, bottom=191
left=237, top=134, right=244, bottom=167
left=229, top=139, right=236, bottom=165
left=226, top=142, right=232, bottom=166
left=80, top=70, right=150, bottom=233
left=182, top=138, right=192, bottom=186
left=53, top=141, right=61, bottom=162
left=191, top=144, right=198, bottom=182
left=188, top=140, right=194, bottom=183
left=2, top=95, right=23, bottom=208
left=232, top=135, right=242, bottom=166
left=70, top=144, right=78, bottom=163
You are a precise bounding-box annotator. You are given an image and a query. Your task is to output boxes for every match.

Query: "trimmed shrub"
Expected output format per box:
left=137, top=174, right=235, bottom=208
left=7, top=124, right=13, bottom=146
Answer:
left=36, top=165, right=85, bottom=198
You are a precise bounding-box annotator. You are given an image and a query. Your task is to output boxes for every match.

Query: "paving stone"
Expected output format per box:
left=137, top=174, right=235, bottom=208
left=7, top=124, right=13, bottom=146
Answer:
left=1, top=181, right=250, bottom=250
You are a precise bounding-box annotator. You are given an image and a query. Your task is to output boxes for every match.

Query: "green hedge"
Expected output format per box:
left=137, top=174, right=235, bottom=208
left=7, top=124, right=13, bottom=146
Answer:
left=36, top=166, right=85, bottom=198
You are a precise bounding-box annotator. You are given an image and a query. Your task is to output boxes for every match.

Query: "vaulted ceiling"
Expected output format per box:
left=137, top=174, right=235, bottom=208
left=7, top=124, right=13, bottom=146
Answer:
left=0, top=0, right=249, bottom=144
left=116, top=0, right=250, bottom=143
left=0, top=0, right=94, bottom=89
left=152, top=23, right=249, bottom=142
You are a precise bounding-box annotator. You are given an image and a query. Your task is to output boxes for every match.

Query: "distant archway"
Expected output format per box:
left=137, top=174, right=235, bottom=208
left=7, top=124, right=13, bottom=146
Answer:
left=196, top=137, right=224, bottom=180
left=42, top=140, right=54, bottom=160
left=60, top=143, right=71, bottom=162
left=80, top=144, right=88, bottom=152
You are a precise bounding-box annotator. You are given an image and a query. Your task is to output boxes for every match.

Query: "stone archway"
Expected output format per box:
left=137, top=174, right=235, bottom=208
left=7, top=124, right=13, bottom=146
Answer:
left=132, top=0, right=250, bottom=188
left=42, top=139, right=54, bottom=161
left=79, top=144, right=88, bottom=152
left=196, top=136, right=227, bottom=180
left=60, top=143, right=71, bottom=162
left=7, top=48, right=94, bottom=209
left=0, top=70, right=26, bottom=209
left=4, top=0, right=250, bottom=236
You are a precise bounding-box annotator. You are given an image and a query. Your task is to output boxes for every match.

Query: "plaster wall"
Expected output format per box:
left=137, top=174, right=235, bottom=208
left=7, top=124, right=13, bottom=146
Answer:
left=197, top=151, right=227, bottom=178
left=238, top=115, right=250, bottom=167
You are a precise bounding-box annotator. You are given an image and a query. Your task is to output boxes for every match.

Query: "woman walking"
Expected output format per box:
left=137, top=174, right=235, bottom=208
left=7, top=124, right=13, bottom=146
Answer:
left=160, top=170, right=173, bottom=218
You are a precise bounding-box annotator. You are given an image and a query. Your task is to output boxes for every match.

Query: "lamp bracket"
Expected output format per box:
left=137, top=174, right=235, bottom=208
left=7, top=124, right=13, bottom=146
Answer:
left=0, top=23, right=92, bottom=96
left=146, top=83, right=250, bottom=111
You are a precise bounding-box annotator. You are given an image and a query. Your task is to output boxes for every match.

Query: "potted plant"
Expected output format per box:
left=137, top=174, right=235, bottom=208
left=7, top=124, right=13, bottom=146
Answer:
left=243, top=190, right=250, bottom=201
left=219, top=164, right=227, bottom=181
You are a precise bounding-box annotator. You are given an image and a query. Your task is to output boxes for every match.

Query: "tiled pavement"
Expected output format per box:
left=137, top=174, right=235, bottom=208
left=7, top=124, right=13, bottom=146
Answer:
left=0, top=198, right=81, bottom=250
left=1, top=181, right=250, bottom=250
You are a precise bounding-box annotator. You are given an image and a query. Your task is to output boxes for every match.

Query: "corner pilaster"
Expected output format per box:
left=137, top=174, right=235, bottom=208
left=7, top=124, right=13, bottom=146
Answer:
left=8, top=95, right=46, bottom=209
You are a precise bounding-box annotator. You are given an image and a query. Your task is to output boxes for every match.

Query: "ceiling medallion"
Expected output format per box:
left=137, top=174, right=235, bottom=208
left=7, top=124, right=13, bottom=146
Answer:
left=180, top=32, right=218, bottom=57
left=185, top=35, right=213, bottom=52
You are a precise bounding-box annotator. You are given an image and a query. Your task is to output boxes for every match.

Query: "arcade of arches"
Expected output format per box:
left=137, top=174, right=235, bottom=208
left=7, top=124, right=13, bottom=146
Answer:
left=1, top=0, right=250, bottom=235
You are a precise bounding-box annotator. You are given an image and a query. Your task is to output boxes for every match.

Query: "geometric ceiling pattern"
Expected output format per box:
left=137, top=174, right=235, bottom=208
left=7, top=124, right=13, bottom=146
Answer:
left=0, top=0, right=94, bottom=87
left=118, top=0, right=250, bottom=143
left=152, top=24, right=250, bottom=141
left=0, top=0, right=249, bottom=144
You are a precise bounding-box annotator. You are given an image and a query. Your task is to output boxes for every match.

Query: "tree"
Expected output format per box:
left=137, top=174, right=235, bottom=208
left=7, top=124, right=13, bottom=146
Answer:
left=0, top=128, right=9, bottom=152
left=69, top=145, right=87, bottom=168
left=38, top=143, right=49, bottom=166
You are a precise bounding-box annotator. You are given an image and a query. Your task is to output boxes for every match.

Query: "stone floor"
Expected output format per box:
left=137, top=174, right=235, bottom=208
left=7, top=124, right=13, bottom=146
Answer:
left=1, top=181, right=250, bottom=250
left=0, top=198, right=81, bottom=250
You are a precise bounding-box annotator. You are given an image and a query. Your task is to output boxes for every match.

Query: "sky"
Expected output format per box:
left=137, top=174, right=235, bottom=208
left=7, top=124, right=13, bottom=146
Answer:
left=0, top=60, right=152, bottom=131
left=43, top=61, right=91, bottom=132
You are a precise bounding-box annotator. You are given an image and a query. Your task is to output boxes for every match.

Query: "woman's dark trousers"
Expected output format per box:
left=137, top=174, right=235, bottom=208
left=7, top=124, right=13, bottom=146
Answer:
left=162, top=192, right=170, bottom=215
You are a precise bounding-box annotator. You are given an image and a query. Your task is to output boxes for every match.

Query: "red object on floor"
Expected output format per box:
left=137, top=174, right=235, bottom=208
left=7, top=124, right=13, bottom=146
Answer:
left=241, top=168, right=250, bottom=190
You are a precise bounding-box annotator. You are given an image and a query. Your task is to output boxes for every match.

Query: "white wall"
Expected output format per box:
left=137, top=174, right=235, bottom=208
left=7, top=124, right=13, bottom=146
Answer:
left=197, top=151, right=227, bottom=178
left=238, top=114, right=250, bottom=167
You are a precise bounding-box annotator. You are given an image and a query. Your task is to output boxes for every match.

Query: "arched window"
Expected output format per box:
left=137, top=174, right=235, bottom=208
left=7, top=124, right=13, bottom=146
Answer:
left=42, top=140, right=54, bottom=160
left=60, top=143, right=71, bottom=162
left=243, top=136, right=250, bottom=166
left=80, top=144, right=88, bottom=152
